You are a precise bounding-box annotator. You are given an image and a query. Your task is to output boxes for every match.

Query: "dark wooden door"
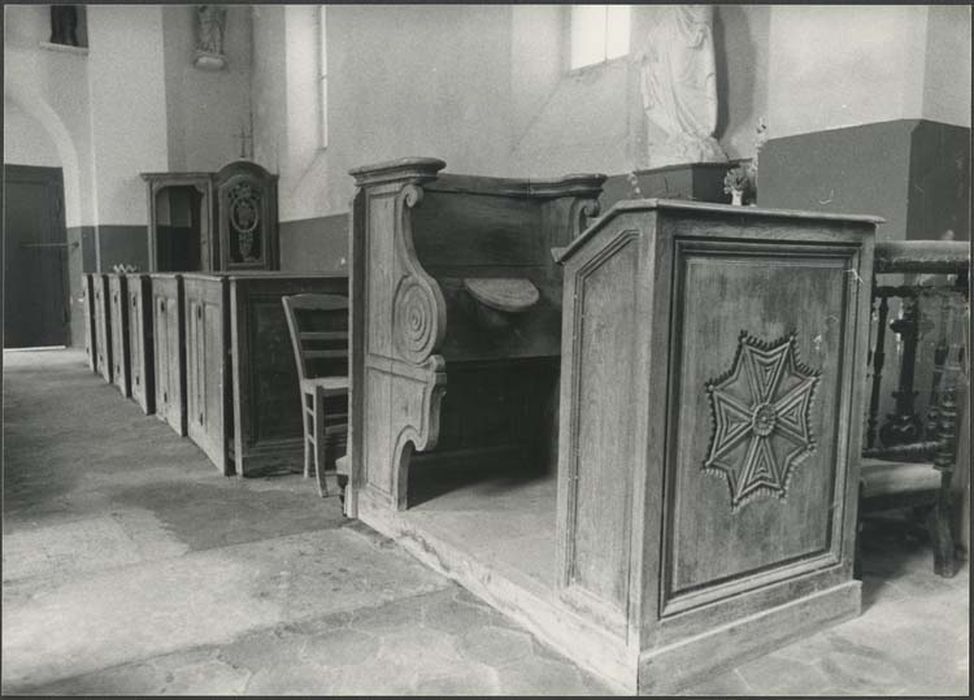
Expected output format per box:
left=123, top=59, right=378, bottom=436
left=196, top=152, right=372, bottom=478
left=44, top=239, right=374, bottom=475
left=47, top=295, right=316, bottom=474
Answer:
left=3, top=165, right=69, bottom=348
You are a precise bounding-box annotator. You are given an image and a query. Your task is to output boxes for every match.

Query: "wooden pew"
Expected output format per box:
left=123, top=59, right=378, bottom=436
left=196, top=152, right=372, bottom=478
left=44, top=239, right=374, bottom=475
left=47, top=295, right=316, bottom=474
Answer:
left=92, top=273, right=112, bottom=384
left=182, top=272, right=348, bottom=476
left=125, top=274, right=155, bottom=415
left=346, top=157, right=605, bottom=512
left=554, top=199, right=880, bottom=693
left=151, top=274, right=187, bottom=436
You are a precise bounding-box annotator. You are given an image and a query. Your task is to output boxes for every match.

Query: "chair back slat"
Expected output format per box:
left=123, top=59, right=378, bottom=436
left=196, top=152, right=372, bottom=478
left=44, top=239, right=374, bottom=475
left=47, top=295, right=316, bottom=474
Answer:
left=282, top=293, right=349, bottom=383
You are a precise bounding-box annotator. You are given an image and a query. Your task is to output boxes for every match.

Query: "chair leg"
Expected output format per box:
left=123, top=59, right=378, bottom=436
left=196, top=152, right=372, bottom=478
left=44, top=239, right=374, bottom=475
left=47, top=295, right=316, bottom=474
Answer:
left=314, top=388, right=328, bottom=497
left=303, top=393, right=314, bottom=479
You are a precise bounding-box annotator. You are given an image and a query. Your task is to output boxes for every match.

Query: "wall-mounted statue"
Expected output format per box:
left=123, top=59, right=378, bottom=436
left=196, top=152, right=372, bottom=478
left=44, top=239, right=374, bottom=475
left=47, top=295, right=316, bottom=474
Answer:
left=638, top=5, right=727, bottom=167
left=194, top=5, right=227, bottom=70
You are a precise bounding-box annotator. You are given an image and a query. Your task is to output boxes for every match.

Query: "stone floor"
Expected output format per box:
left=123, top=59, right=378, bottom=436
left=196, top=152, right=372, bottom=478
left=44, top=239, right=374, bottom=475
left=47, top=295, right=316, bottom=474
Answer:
left=2, top=349, right=969, bottom=695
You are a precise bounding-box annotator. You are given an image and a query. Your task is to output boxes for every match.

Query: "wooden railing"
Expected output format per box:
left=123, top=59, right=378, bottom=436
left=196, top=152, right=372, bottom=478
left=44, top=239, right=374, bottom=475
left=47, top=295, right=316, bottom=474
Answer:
left=864, top=239, right=969, bottom=477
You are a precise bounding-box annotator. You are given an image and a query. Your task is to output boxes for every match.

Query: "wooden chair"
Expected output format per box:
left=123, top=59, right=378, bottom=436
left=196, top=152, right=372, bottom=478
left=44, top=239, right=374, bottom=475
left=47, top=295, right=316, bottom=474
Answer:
left=858, top=241, right=969, bottom=578
left=282, top=293, right=349, bottom=498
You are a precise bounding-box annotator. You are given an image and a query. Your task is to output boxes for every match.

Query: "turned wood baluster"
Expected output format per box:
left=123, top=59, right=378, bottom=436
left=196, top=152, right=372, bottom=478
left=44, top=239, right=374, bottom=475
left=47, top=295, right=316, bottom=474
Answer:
left=925, top=292, right=951, bottom=440
left=930, top=295, right=963, bottom=577
left=866, top=294, right=889, bottom=449
left=880, top=294, right=924, bottom=446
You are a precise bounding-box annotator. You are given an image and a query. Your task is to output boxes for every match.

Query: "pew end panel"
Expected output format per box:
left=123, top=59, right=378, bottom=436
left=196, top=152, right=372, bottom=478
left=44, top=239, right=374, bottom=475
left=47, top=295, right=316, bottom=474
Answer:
left=108, top=274, right=131, bottom=398
left=151, top=274, right=187, bottom=436
left=556, top=199, right=880, bottom=693
left=93, top=273, right=113, bottom=384
left=126, top=274, right=155, bottom=415
left=82, top=273, right=97, bottom=373
left=348, top=158, right=605, bottom=513
left=183, top=273, right=231, bottom=474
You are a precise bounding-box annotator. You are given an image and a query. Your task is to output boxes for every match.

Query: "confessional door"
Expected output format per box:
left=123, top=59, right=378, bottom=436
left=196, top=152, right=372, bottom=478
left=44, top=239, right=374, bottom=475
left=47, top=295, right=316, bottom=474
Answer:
left=3, top=165, right=69, bottom=348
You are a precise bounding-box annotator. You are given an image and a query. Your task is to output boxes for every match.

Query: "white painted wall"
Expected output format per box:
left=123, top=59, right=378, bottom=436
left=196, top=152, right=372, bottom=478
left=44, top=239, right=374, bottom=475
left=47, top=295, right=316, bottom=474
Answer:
left=4, top=5, right=94, bottom=227
left=922, top=5, right=972, bottom=128
left=86, top=5, right=169, bottom=225
left=767, top=5, right=971, bottom=139
left=3, top=100, right=61, bottom=167
left=251, top=4, right=773, bottom=223
left=162, top=5, right=253, bottom=172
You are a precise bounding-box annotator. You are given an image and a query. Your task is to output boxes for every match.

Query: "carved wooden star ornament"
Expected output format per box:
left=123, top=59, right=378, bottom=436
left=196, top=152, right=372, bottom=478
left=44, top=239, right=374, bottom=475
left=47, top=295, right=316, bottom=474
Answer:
left=704, top=331, right=821, bottom=510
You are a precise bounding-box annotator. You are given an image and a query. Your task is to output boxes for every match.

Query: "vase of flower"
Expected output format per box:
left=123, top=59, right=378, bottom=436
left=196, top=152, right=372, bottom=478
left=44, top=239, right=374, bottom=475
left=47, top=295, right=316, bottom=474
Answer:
left=723, top=165, right=751, bottom=206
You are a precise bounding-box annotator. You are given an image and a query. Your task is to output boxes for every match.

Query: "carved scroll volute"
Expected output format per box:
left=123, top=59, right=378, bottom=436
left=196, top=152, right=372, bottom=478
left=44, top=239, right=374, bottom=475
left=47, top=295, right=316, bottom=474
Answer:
left=570, top=198, right=602, bottom=242
left=392, top=184, right=447, bottom=365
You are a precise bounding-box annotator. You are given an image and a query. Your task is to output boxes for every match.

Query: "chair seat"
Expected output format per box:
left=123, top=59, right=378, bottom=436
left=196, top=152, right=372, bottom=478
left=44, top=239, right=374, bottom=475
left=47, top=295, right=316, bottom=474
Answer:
left=301, top=376, right=349, bottom=394
left=860, top=458, right=942, bottom=499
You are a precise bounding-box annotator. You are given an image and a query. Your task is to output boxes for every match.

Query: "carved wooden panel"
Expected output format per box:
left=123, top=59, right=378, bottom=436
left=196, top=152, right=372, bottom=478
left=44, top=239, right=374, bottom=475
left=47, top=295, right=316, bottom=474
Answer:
left=703, top=332, right=821, bottom=510
left=109, top=274, right=130, bottom=397
left=126, top=275, right=155, bottom=415
left=229, top=274, right=347, bottom=476
left=662, top=244, right=852, bottom=613
left=184, top=274, right=229, bottom=473
left=214, top=161, right=279, bottom=272
left=93, top=274, right=112, bottom=383
left=151, top=275, right=186, bottom=436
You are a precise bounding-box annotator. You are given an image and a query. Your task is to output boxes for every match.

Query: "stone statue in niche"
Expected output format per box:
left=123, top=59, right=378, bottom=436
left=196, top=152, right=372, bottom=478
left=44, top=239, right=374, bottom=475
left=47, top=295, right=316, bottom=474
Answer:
left=194, top=5, right=227, bottom=70
left=50, top=5, right=80, bottom=47
left=638, top=5, right=727, bottom=167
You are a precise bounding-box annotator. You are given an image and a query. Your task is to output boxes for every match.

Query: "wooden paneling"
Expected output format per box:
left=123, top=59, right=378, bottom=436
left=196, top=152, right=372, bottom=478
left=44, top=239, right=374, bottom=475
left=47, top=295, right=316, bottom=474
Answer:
left=151, top=274, right=187, bottom=436
left=93, top=274, right=112, bottom=383
left=556, top=200, right=879, bottom=692
left=229, top=273, right=347, bottom=476
left=82, top=273, right=97, bottom=372
left=126, top=274, right=155, bottom=415
left=558, top=230, right=640, bottom=624
left=663, top=243, right=852, bottom=610
left=184, top=274, right=230, bottom=473
left=109, top=274, right=131, bottom=397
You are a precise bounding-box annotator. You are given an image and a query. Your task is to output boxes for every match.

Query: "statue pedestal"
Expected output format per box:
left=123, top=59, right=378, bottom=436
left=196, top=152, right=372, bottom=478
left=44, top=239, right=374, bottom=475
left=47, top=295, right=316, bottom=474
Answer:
left=193, top=51, right=226, bottom=71
left=601, top=161, right=748, bottom=211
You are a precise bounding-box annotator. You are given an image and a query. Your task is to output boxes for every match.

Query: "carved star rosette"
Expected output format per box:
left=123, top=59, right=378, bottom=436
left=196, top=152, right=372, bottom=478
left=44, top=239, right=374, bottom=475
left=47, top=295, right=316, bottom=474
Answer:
left=703, top=331, right=821, bottom=510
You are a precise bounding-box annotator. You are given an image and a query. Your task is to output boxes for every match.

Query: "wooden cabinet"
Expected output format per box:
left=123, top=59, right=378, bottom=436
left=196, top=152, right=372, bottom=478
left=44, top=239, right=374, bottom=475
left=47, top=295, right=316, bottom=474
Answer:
left=151, top=274, right=187, bottom=436
left=82, top=273, right=97, bottom=373
left=347, top=157, right=605, bottom=512
left=183, top=272, right=347, bottom=475
left=93, top=274, right=112, bottom=384
left=126, top=274, right=154, bottom=414
left=554, top=199, right=879, bottom=693
left=108, top=274, right=131, bottom=397
left=142, top=161, right=278, bottom=274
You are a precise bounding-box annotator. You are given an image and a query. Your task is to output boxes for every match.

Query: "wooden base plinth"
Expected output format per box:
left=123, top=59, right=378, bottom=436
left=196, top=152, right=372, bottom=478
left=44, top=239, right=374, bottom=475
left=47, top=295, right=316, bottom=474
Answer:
left=355, top=486, right=861, bottom=695
left=637, top=581, right=861, bottom=694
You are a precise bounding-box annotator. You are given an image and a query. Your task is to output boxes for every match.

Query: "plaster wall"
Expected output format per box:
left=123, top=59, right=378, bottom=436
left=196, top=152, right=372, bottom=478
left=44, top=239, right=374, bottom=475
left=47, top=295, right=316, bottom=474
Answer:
left=922, top=5, right=972, bottom=128
left=766, top=5, right=970, bottom=139
left=252, top=3, right=515, bottom=267
left=4, top=4, right=94, bottom=228
left=162, top=5, right=253, bottom=173
left=86, top=5, right=169, bottom=226
left=3, top=100, right=62, bottom=167
left=252, top=3, right=770, bottom=239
